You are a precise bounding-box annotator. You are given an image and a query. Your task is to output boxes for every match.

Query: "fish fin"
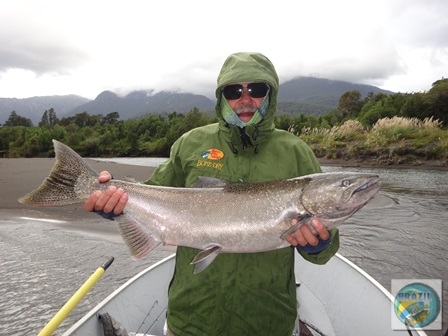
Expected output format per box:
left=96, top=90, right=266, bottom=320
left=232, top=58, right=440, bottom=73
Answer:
left=191, top=176, right=230, bottom=188
left=115, top=214, right=162, bottom=259
left=190, top=245, right=222, bottom=274
left=280, top=212, right=313, bottom=240
left=280, top=225, right=301, bottom=240
left=19, top=139, right=99, bottom=206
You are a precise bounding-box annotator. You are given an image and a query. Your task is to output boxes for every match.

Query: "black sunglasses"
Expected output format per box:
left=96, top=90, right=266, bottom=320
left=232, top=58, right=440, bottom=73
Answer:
left=222, top=82, right=269, bottom=100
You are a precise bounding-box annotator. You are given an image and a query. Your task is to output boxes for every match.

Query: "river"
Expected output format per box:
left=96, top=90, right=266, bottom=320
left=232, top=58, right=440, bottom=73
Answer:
left=0, top=160, right=446, bottom=335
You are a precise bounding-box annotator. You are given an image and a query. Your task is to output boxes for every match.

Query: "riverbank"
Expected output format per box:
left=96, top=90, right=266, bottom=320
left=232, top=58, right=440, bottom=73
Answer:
left=317, top=157, right=448, bottom=170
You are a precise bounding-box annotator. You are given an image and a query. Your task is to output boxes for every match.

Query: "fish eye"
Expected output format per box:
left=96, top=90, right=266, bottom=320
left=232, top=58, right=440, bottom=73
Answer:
left=341, top=179, right=352, bottom=187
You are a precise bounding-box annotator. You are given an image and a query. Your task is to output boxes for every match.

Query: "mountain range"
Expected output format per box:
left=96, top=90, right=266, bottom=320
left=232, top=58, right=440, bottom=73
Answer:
left=0, top=77, right=394, bottom=125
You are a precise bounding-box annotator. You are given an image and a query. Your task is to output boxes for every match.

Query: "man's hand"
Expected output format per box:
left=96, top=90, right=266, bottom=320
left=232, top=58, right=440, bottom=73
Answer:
left=286, top=217, right=330, bottom=247
left=83, top=171, right=128, bottom=215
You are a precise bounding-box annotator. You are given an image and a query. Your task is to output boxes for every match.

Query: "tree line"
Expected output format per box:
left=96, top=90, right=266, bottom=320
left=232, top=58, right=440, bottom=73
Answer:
left=1, top=78, right=446, bottom=158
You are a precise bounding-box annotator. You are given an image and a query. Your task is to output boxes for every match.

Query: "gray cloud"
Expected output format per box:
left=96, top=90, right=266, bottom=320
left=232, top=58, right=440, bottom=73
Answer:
left=0, top=43, right=89, bottom=75
left=0, top=29, right=90, bottom=74
left=0, top=10, right=89, bottom=74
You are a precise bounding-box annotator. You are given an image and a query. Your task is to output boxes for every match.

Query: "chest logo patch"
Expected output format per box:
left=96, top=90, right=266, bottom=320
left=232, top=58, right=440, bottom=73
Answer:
left=201, top=148, right=224, bottom=160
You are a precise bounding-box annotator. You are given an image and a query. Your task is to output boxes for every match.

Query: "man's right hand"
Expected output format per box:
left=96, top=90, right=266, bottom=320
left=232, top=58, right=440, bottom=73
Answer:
left=83, top=171, right=128, bottom=215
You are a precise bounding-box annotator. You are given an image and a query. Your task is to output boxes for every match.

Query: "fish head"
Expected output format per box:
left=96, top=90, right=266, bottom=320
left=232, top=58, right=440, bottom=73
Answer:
left=300, top=173, right=380, bottom=229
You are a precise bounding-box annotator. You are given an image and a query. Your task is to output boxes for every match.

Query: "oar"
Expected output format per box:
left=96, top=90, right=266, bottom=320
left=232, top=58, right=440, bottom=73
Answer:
left=38, top=256, right=115, bottom=336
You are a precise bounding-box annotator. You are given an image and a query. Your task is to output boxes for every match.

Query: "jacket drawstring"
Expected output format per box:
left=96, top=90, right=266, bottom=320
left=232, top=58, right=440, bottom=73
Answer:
left=252, top=126, right=259, bottom=141
left=252, top=126, right=259, bottom=154
left=238, top=127, right=252, bottom=150
left=226, top=123, right=259, bottom=154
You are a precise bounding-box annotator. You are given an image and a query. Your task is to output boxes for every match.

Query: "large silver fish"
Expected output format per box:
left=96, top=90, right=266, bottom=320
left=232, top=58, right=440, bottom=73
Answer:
left=20, top=140, right=380, bottom=273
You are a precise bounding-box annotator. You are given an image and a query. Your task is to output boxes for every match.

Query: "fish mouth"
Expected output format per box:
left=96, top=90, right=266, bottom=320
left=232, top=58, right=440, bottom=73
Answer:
left=353, top=177, right=380, bottom=196
left=354, top=178, right=380, bottom=193
left=349, top=177, right=380, bottom=208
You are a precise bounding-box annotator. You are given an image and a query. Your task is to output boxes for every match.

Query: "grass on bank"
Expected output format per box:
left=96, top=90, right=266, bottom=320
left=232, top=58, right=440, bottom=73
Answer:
left=298, top=117, right=448, bottom=166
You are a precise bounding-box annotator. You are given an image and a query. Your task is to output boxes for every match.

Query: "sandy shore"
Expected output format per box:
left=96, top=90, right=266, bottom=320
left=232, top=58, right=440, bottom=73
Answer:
left=0, top=158, right=156, bottom=210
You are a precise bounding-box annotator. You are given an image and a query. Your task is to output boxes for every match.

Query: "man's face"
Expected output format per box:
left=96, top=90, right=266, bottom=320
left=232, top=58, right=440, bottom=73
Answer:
left=222, top=82, right=268, bottom=123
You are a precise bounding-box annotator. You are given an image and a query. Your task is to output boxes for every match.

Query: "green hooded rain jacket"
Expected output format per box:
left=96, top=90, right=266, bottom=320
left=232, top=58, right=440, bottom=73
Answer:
left=145, top=52, right=339, bottom=336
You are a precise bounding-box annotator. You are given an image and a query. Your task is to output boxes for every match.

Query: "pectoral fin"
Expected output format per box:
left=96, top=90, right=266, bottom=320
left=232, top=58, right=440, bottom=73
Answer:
left=116, top=214, right=162, bottom=259
left=190, top=245, right=222, bottom=274
left=280, top=212, right=313, bottom=240
left=280, top=224, right=302, bottom=240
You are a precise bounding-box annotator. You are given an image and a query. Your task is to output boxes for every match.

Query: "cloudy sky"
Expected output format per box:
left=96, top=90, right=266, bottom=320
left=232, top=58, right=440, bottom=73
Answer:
left=0, top=0, right=446, bottom=99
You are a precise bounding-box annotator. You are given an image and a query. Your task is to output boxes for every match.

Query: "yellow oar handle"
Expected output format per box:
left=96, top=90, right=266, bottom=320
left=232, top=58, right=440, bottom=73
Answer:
left=38, top=256, right=114, bottom=336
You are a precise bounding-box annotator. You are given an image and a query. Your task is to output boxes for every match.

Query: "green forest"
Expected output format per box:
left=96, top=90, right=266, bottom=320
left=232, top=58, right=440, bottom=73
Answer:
left=1, top=78, right=447, bottom=166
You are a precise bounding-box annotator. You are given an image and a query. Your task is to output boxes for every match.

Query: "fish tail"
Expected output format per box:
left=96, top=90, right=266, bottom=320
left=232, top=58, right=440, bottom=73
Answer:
left=19, top=139, right=100, bottom=206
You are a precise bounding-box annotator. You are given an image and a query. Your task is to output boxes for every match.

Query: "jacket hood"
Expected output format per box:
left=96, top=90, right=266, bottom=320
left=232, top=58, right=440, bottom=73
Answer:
left=215, top=52, right=280, bottom=152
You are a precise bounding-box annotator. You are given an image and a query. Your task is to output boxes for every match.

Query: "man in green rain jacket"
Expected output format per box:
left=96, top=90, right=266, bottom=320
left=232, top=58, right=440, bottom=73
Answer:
left=85, top=52, right=339, bottom=336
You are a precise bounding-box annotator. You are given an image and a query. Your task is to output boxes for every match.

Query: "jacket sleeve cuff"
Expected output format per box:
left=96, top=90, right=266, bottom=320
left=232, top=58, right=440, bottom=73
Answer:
left=296, top=235, right=332, bottom=254
left=94, top=210, right=122, bottom=221
left=296, top=229, right=340, bottom=265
